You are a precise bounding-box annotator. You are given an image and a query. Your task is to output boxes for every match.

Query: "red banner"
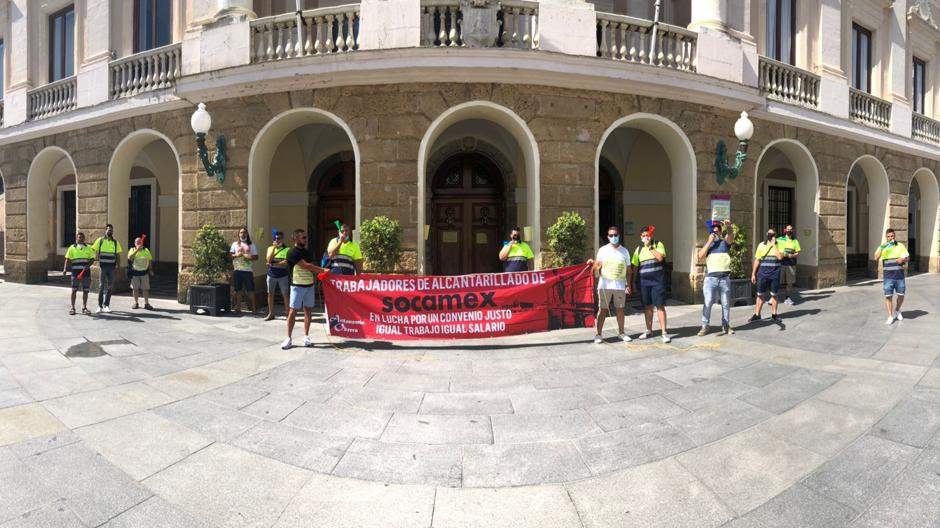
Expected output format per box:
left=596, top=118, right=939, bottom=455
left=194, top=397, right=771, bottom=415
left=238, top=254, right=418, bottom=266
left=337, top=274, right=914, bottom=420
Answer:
left=320, top=264, right=596, bottom=340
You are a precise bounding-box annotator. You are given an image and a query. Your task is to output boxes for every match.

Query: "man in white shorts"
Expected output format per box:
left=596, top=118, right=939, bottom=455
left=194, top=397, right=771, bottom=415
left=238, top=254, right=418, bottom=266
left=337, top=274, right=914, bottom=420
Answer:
left=587, top=226, right=633, bottom=344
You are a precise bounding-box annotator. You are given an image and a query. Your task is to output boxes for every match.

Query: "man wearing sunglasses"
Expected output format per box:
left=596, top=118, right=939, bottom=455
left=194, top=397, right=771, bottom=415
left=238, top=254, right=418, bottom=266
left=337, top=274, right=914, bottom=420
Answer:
left=283, top=229, right=328, bottom=349
left=264, top=231, right=290, bottom=321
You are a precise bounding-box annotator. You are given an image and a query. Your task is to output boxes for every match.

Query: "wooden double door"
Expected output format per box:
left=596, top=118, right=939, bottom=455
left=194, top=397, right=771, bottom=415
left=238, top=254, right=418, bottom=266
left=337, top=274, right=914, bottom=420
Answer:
left=431, top=154, right=505, bottom=276
left=310, top=160, right=355, bottom=258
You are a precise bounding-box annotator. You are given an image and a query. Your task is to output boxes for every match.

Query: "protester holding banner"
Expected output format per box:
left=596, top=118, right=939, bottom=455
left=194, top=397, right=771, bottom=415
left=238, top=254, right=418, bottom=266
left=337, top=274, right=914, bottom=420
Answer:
left=499, top=227, right=534, bottom=272
left=632, top=226, right=670, bottom=343
left=697, top=220, right=735, bottom=336
left=587, top=226, right=633, bottom=344
left=326, top=223, right=363, bottom=275
left=282, top=229, right=327, bottom=350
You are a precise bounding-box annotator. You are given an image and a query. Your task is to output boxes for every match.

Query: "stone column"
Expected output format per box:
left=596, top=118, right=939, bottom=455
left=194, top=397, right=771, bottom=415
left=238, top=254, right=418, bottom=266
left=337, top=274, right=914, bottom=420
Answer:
left=886, top=2, right=912, bottom=138
left=77, top=0, right=111, bottom=108
left=4, top=0, right=33, bottom=126
left=214, top=0, right=257, bottom=19
left=689, top=0, right=757, bottom=87
left=537, top=0, right=597, bottom=57
left=358, top=0, right=421, bottom=50
left=816, top=0, right=849, bottom=119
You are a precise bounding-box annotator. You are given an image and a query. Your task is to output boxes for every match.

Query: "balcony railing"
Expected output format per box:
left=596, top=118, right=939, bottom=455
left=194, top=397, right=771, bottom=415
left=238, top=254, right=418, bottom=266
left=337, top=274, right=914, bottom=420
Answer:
left=420, top=0, right=539, bottom=49
left=28, top=76, right=77, bottom=121
left=849, top=88, right=891, bottom=129
left=912, top=112, right=940, bottom=145
left=110, top=43, right=182, bottom=99
left=596, top=13, right=695, bottom=71
left=251, top=4, right=360, bottom=63
left=758, top=56, right=819, bottom=108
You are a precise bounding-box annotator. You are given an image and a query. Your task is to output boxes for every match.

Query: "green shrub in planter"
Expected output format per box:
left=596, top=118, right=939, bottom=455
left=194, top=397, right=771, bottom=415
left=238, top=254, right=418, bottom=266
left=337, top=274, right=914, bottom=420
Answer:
left=191, top=224, right=230, bottom=284
left=547, top=211, right=587, bottom=267
left=728, top=223, right=750, bottom=279
left=359, top=216, right=403, bottom=273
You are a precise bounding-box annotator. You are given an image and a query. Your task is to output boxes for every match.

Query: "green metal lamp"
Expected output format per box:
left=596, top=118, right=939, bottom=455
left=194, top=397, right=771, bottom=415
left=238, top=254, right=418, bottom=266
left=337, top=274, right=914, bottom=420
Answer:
left=190, top=103, right=228, bottom=184
left=714, top=111, right=754, bottom=185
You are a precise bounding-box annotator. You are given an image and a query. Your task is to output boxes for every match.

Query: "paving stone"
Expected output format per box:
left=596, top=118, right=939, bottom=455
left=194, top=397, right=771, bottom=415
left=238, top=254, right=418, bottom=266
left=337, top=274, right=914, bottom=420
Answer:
left=154, top=397, right=261, bottom=442
left=592, top=373, right=681, bottom=402
left=144, top=367, right=245, bottom=399
left=21, top=443, right=152, bottom=527
left=42, top=382, right=174, bottom=429
left=724, top=362, right=799, bottom=388
left=102, top=496, right=213, bottom=528
left=1, top=351, right=73, bottom=375
left=282, top=401, right=392, bottom=439
left=0, top=389, right=33, bottom=410
left=322, top=367, right=379, bottom=386
left=0, top=404, right=67, bottom=447
left=330, top=386, right=424, bottom=413
left=509, top=386, right=606, bottom=414
left=802, top=435, right=921, bottom=511
left=657, top=358, right=745, bottom=386
left=848, top=447, right=940, bottom=528
left=0, top=368, right=19, bottom=392
left=13, top=367, right=105, bottom=401
left=6, top=430, right=81, bottom=459
left=663, top=377, right=756, bottom=411
left=815, top=375, right=915, bottom=414
left=871, top=394, right=940, bottom=448
left=366, top=372, right=450, bottom=393
left=449, top=373, right=533, bottom=393
left=239, top=392, right=308, bottom=422
left=586, top=394, right=689, bottom=432
left=920, top=368, right=940, bottom=389
left=528, top=368, right=611, bottom=390
left=75, top=411, right=211, bottom=481
left=272, top=473, right=434, bottom=528
left=198, top=382, right=269, bottom=410
left=419, top=392, right=513, bottom=415
left=575, top=421, right=696, bottom=474
left=492, top=409, right=600, bottom=443
left=382, top=414, right=492, bottom=444
left=0, top=501, right=86, bottom=528
left=567, top=457, right=734, bottom=528
left=332, top=438, right=461, bottom=487
left=143, top=443, right=310, bottom=528
left=433, top=485, right=582, bottom=528
left=232, top=420, right=350, bottom=473
left=733, top=483, right=857, bottom=527
left=601, top=355, right=680, bottom=379
left=676, top=429, right=826, bottom=514
left=462, top=442, right=591, bottom=487
left=248, top=364, right=343, bottom=393
left=757, top=399, right=880, bottom=457
left=668, top=399, right=772, bottom=446
left=0, top=456, right=53, bottom=523
left=739, top=369, right=844, bottom=414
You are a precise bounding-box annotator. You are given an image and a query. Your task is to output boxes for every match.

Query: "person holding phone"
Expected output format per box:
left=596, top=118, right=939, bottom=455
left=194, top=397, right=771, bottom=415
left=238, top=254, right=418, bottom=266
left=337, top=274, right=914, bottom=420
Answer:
left=326, top=223, right=363, bottom=275
left=499, top=227, right=534, bottom=272
left=697, top=220, right=735, bottom=336
left=750, top=229, right=784, bottom=323
left=777, top=225, right=801, bottom=305
left=632, top=226, right=670, bottom=343
left=875, top=228, right=910, bottom=325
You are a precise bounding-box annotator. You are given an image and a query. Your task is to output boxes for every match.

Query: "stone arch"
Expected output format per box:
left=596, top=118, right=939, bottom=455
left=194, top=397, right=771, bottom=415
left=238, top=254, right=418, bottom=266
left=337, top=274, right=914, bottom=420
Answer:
left=248, top=107, right=359, bottom=274
left=0, top=169, right=5, bottom=264
left=845, top=155, right=890, bottom=275
left=595, top=113, right=696, bottom=294
left=26, top=147, right=79, bottom=278
left=752, top=138, right=820, bottom=269
left=417, top=101, right=540, bottom=274
left=909, top=167, right=940, bottom=272
left=108, top=129, right=182, bottom=269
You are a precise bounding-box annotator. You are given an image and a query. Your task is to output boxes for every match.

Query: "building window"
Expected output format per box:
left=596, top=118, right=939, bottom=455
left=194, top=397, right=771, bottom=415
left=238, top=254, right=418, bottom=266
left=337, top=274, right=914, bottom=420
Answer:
left=767, top=185, right=794, bottom=234
left=767, top=0, right=795, bottom=64
left=135, top=0, right=173, bottom=53
left=913, top=57, right=926, bottom=115
left=851, top=23, right=872, bottom=93
left=49, top=5, right=75, bottom=82
left=60, top=188, right=76, bottom=248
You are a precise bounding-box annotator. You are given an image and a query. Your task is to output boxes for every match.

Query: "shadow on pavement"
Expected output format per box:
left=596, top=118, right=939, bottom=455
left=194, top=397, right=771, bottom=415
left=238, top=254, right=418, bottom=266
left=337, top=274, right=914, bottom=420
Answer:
left=901, top=309, right=929, bottom=320
left=90, top=311, right=182, bottom=323
left=794, top=291, right=835, bottom=303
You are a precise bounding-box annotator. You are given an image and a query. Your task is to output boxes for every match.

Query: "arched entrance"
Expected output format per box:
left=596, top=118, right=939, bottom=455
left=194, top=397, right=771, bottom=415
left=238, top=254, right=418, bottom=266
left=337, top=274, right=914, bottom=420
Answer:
left=595, top=114, right=696, bottom=301
left=26, top=147, right=79, bottom=283
left=308, top=154, right=355, bottom=258
left=753, top=139, right=820, bottom=285
left=909, top=168, right=940, bottom=273
left=845, top=156, right=890, bottom=280
left=597, top=158, right=623, bottom=244
left=431, top=153, right=505, bottom=275
left=108, top=130, right=181, bottom=296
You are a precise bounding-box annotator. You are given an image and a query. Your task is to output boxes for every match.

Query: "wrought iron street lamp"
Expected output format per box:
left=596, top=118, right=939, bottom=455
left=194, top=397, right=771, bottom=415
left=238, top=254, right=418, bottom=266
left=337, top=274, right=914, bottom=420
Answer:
left=190, top=103, right=228, bottom=184
left=714, top=111, right=754, bottom=185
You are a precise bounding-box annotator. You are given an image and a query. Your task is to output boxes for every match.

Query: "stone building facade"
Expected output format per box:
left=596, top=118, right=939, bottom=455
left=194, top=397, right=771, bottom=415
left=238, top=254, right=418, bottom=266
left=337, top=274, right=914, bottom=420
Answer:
left=1, top=0, right=939, bottom=304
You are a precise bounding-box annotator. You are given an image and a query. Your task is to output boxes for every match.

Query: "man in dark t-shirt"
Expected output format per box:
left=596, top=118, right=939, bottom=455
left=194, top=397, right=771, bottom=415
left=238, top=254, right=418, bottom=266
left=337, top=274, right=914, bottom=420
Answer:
left=282, top=229, right=326, bottom=350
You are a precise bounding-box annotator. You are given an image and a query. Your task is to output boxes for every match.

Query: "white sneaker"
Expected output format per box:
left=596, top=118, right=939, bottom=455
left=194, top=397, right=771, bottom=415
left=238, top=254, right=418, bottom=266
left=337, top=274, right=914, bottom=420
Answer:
left=103, top=306, right=112, bottom=313
left=593, top=335, right=603, bottom=344
left=638, top=331, right=651, bottom=340
left=885, top=316, right=894, bottom=325
left=619, top=333, right=632, bottom=342
left=784, top=297, right=795, bottom=305
left=281, top=337, right=293, bottom=350
left=662, top=334, right=672, bottom=344
left=894, top=310, right=903, bottom=321
left=94, top=306, right=102, bottom=314
left=303, top=336, right=314, bottom=347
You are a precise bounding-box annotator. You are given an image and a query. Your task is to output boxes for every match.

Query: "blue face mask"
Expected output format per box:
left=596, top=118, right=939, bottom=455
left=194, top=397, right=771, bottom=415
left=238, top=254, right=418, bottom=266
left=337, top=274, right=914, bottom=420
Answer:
left=608, top=235, right=620, bottom=244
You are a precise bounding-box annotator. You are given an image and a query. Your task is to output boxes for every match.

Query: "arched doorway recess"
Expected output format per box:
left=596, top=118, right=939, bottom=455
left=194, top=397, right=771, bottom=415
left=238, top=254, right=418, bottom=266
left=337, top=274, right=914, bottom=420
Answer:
left=26, top=147, right=79, bottom=283
left=908, top=168, right=940, bottom=273
left=845, top=156, right=890, bottom=280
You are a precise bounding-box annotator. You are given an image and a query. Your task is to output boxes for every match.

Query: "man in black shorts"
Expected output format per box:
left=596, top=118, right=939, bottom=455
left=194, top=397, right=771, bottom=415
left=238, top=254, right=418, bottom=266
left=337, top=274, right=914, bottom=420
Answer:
left=750, top=228, right=784, bottom=323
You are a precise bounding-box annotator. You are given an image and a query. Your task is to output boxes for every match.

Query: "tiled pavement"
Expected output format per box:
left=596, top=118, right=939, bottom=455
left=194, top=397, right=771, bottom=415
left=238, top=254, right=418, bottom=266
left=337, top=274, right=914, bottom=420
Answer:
left=0, top=274, right=939, bottom=527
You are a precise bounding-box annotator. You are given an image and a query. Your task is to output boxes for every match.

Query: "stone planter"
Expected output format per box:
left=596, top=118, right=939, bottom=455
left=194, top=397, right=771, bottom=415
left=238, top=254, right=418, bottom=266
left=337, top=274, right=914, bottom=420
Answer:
left=730, top=278, right=753, bottom=306
left=189, top=284, right=231, bottom=316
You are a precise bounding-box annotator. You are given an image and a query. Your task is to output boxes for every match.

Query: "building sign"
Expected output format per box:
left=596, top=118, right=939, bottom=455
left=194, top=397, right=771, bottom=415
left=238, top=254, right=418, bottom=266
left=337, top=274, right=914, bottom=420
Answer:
left=710, top=194, right=731, bottom=222
left=321, top=265, right=596, bottom=340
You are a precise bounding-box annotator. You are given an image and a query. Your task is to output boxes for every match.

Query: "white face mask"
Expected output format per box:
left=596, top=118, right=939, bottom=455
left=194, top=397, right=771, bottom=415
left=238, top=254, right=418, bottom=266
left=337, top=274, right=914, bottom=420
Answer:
left=608, top=235, right=619, bottom=244
left=641, top=236, right=650, bottom=243
left=240, top=235, right=248, bottom=242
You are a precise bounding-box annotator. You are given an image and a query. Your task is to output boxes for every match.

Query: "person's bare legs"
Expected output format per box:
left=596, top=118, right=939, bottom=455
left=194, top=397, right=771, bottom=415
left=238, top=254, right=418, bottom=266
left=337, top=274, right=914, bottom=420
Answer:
left=615, top=307, right=625, bottom=334
left=143, top=289, right=150, bottom=306
left=595, top=308, right=608, bottom=337
left=249, top=291, right=257, bottom=313
left=303, top=307, right=312, bottom=336
left=280, top=291, right=289, bottom=317
left=754, top=295, right=766, bottom=316
left=770, top=296, right=779, bottom=315
left=644, top=306, right=654, bottom=332
left=656, top=307, right=667, bottom=335
left=81, top=290, right=89, bottom=311
left=286, top=308, right=297, bottom=338
left=266, top=292, right=275, bottom=318
left=70, top=290, right=77, bottom=311
left=132, top=288, right=140, bottom=306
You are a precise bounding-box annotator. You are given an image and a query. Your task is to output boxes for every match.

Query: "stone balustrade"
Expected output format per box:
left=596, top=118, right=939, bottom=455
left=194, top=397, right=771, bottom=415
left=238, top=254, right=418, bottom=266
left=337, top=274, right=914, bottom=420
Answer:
left=849, top=88, right=891, bottom=129
left=110, top=43, right=182, bottom=99
left=27, top=76, right=77, bottom=121
left=912, top=112, right=940, bottom=145
left=420, top=0, right=538, bottom=49
left=596, top=13, right=695, bottom=71
left=758, top=56, right=819, bottom=108
left=251, top=4, right=360, bottom=63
